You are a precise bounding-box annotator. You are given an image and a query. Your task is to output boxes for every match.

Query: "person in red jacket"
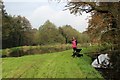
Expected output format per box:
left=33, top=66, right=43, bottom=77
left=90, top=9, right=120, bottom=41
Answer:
left=72, top=37, right=77, bottom=57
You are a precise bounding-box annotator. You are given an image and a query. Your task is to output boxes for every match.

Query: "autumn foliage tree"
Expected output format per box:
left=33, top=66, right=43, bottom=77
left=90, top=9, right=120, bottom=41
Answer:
left=65, top=1, right=120, bottom=45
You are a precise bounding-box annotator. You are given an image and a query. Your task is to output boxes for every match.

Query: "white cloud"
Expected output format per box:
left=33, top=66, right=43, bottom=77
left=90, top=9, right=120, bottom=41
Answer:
left=28, top=5, right=90, bottom=32
left=4, top=1, right=90, bottom=32
left=29, top=6, right=88, bottom=32
left=51, top=10, right=90, bottom=32
left=29, top=6, right=56, bottom=26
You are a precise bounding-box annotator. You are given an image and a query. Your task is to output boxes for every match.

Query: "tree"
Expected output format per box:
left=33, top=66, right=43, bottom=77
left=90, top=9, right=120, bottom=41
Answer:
left=38, top=20, right=65, bottom=45
left=2, top=12, right=14, bottom=48
left=66, top=0, right=120, bottom=44
left=59, top=25, right=81, bottom=44
left=65, top=1, right=120, bottom=29
left=31, top=28, right=39, bottom=45
left=81, top=31, right=90, bottom=44
left=86, top=11, right=113, bottom=44
left=65, top=1, right=120, bottom=79
left=2, top=1, right=35, bottom=48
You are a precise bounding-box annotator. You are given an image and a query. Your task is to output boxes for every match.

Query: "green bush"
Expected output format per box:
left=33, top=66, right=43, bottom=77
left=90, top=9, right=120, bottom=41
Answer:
left=82, top=44, right=111, bottom=58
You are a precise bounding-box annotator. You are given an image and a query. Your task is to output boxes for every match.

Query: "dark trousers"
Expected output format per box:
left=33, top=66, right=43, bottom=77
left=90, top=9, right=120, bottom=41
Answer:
left=73, top=48, right=77, bottom=52
left=72, top=48, right=77, bottom=57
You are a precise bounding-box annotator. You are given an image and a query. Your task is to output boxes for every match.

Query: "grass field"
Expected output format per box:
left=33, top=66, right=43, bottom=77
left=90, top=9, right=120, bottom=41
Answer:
left=2, top=49, right=103, bottom=78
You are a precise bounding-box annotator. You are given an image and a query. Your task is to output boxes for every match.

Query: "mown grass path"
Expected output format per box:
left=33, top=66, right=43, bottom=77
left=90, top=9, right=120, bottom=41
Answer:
left=2, top=50, right=103, bottom=78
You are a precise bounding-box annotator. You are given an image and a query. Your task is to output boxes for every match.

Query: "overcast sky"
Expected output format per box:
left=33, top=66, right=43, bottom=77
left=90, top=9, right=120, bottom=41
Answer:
left=4, top=0, right=91, bottom=32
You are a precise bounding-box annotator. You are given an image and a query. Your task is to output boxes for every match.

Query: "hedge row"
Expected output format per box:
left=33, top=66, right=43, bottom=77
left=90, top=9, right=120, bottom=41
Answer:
left=1, top=44, right=76, bottom=57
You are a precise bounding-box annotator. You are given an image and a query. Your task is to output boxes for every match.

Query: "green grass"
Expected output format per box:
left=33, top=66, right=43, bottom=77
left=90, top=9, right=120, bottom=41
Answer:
left=2, top=50, right=103, bottom=79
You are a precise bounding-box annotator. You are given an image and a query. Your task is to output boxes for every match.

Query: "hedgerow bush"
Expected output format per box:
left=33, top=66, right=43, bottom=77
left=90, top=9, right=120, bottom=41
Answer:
left=82, top=44, right=112, bottom=58
left=1, top=44, right=72, bottom=57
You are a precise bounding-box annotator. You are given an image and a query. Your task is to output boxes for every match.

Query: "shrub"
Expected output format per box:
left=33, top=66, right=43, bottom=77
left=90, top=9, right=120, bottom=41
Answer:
left=82, top=44, right=111, bottom=58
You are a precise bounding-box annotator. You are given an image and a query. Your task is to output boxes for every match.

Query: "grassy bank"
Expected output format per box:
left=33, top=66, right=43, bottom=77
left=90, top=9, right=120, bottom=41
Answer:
left=2, top=50, right=103, bottom=78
